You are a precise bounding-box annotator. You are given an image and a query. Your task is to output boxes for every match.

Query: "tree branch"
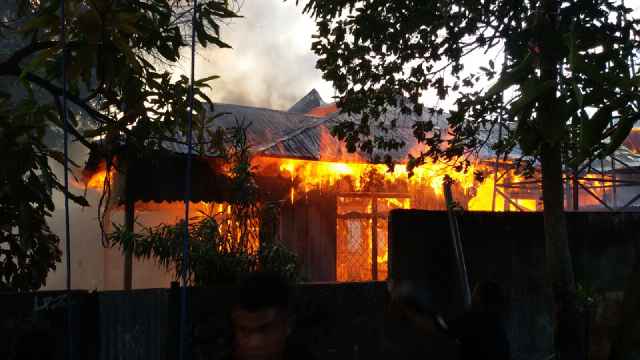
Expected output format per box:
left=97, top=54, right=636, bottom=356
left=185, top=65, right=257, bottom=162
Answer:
left=51, top=95, right=98, bottom=152
left=21, top=70, right=113, bottom=124
left=0, top=41, right=57, bottom=73
left=0, top=40, right=87, bottom=76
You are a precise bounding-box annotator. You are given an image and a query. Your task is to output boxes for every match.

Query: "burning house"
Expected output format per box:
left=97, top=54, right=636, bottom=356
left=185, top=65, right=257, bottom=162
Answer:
left=82, top=89, right=640, bottom=288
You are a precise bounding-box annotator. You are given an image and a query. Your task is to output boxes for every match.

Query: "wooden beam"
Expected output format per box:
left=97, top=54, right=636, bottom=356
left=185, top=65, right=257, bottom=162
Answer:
left=621, top=192, right=640, bottom=210
left=495, top=188, right=528, bottom=212
left=124, top=197, right=134, bottom=290
left=577, top=181, right=614, bottom=211
left=573, top=173, right=580, bottom=211
left=336, top=192, right=411, bottom=198
left=371, top=196, right=378, bottom=281
left=337, top=212, right=389, bottom=220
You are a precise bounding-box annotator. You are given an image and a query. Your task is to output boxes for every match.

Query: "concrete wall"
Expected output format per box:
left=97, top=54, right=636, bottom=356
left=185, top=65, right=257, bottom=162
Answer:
left=388, top=210, right=640, bottom=360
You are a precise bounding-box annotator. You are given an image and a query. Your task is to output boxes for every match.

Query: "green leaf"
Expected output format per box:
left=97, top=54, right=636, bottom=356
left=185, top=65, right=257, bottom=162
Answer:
left=69, top=46, right=95, bottom=81
left=48, top=150, right=80, bottom=168
left=509, top=79, right=553, bottom=116
left=76, top=9, right=103, bottom=44
left=195, top=75, right=220, bottom=86
left=515, top=109, right=538, bottom=154
left=24, top=47, right=59, bottom=74
left=579, top=104, right=613, bottom=152
left=485, top=54, right=534, bottom=98
left=114, top=12, right=140, bottom=34
left=55, top=183, right=90, bottom=207
left=18, top=14, right=58, bottom=33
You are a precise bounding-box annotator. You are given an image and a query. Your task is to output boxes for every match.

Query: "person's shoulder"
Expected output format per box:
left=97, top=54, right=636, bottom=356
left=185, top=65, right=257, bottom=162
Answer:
left=285, top=342, right=318, bottom=360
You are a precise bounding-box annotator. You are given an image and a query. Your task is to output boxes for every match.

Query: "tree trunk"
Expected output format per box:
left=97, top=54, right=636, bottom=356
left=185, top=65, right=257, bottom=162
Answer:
left=539, top=1, right=583, bottom=359
left=541, top=144, right=584, bottom=360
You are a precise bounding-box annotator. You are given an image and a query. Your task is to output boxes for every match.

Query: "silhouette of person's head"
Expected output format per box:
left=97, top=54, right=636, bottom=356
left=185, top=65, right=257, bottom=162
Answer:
left=231, top=271, right=291, bottom=360
left=471, top=281, right=506, bottom=316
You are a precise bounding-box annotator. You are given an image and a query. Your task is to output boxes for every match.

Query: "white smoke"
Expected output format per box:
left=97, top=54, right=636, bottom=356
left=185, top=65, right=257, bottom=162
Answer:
left=44, top=141, right=106, bottom=290
left=177, top=0, right=335, bottom=110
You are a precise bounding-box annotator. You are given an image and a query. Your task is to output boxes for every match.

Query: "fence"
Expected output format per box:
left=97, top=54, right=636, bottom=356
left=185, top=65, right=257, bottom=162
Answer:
left=1, top=212, right=638, bottom=360
left=98, top=289, right=169, bottom=360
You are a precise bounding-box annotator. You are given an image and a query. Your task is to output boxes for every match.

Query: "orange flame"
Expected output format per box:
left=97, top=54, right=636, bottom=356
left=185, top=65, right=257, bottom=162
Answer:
left=82, top=162, right=116, bottom=191
left=254, top=155, right=541, bottom=282
left=86, top=170, right=109, bottom=190
left=272, top=158, right=482, bottom=198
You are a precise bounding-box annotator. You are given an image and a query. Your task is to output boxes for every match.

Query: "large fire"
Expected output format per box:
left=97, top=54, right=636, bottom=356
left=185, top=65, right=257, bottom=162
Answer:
left=266, top=157, right=530, bottom=212
left=251, top=156, right=540, bottom=281
left=81, top=154, right=615, bottom=283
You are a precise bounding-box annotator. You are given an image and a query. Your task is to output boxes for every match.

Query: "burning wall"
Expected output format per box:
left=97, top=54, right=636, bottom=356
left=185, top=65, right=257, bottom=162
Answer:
left=252, top=155, right=541, bottom=282
left=81, top=151, right=622, bottom=284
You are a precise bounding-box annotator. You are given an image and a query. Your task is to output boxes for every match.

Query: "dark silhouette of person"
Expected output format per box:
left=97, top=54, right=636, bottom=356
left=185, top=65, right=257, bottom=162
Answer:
left=390, top=279, right=510, bottom=360
left=443, top=281, right=511, bottom=360
left=227, top=271, right=315, bottom=360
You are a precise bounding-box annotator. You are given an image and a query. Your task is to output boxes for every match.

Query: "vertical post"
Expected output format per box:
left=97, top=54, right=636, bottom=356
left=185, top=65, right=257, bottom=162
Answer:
left=573, top=171, right=580, bottom=211
left=493, top=52, right=507, bottom=212
left=600, top=159, right=607, bottom=210
left=304, top=195, right=311, bottom=280
left=491, top=165, right=499, bottom=212
left=503, top=173, right=511, bottom=211
left=564, top=173, right=571, bottom=210
left=168, top=281, right=180, bottom=360
left=443, top=176, right=471, bottom=310
left=60, top=1, right=74, bottom=359
left=611, top=156, right=617, bottom=209
left=371, top=195, right=378, bottom=281
left=124, top=195, right=134, bottom=290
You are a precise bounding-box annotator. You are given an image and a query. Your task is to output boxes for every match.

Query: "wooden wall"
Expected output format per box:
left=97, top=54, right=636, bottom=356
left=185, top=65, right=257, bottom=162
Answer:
left=279, top=190, right=337, bottom=281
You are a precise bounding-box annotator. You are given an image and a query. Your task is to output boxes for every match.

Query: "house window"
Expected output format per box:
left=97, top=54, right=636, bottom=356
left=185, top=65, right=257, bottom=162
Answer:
left=336, top=194, right=410, bottom=282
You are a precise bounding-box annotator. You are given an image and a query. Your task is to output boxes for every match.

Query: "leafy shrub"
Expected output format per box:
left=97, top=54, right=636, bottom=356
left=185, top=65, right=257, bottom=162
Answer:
left=108, top=215, right=299, bottom=286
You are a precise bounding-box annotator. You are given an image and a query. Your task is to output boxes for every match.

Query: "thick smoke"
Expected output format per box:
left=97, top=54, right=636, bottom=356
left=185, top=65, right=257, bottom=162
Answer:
left=45, top=140, right=175, bottom=290
left=187, top=0, right=334, bottom=110
left=44, top=141, right=106, bottom=290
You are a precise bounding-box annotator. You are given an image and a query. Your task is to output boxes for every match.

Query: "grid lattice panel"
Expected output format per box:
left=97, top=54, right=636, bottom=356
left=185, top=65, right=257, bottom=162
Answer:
left=336, top=218, right=372, bottom=281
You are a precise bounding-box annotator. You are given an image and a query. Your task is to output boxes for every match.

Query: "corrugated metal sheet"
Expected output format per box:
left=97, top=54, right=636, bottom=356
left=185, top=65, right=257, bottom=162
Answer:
left=165, top=102, right=453, bottom=162
left=288, top=88, right=327, bottom=114
left=162, top=103, right=324, bottom=158
left=126, top=152, right=234, bottom=203
left=98, top=289, right=169, bottom=360
left=158, top=99, right=640, bottom=171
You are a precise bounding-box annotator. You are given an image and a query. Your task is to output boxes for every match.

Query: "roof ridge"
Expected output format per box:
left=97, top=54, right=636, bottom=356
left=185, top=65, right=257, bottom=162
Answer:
left=212, top=102, right=318, bottom=118
left=251, top=116, right=333, bottom=154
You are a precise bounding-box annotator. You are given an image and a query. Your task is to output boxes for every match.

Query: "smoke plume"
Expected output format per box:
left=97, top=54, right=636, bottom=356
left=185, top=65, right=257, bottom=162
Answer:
left=185, top=0, right=334, bottom=110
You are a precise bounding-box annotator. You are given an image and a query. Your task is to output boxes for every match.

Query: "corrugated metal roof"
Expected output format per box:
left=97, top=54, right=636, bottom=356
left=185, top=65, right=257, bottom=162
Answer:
left=165, top=102, right=452, bottom=162
left=287, top=88, right=327, bottom=114
left=162, top=103, right=325, bottom=158
left=162, top=102, right=640, bottom=171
